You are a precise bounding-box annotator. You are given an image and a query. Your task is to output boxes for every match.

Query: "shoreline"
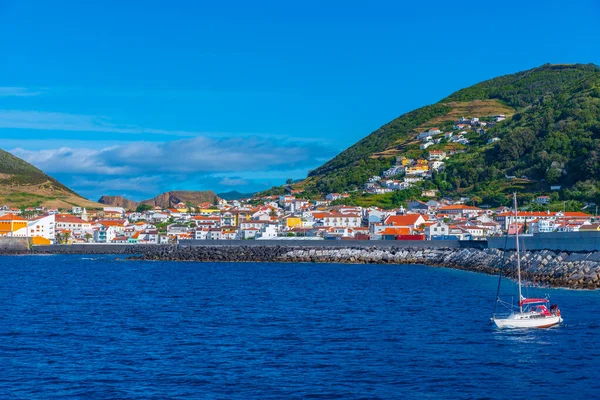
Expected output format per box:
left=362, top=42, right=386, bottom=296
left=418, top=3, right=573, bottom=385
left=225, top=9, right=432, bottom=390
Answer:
left=5, top=244, right=596, bottom=290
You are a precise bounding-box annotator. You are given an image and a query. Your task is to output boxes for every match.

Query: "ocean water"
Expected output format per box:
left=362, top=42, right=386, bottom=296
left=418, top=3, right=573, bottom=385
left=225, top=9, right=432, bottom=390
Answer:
left=0, top=255, right=598, bottom=399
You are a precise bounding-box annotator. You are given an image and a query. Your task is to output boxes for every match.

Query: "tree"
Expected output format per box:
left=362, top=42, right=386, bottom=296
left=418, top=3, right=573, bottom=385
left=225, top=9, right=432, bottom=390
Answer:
left=546, top=168, right=562, bottom=184
left=471, top=196, right=483, bottom=205
left=136, top=204, right=153, bottom=212
left=286, top=178, right=293, bottom=185
left=84, top=233, right=93, bottom=242
left=186, top=202, right=196, bottom=213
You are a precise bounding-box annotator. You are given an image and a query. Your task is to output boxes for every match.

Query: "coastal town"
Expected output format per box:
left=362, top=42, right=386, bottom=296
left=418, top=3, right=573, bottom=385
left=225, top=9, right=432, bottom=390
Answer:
left=0, top=190, right=597, bottom=245
left=1, top=112, right=597, bottom=245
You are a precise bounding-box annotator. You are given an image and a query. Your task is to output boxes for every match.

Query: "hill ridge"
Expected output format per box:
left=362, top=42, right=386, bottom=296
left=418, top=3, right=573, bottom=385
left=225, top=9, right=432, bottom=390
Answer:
left=292, top=63, right=600, bottom=206
left=0, top=148, right=104, bottom=209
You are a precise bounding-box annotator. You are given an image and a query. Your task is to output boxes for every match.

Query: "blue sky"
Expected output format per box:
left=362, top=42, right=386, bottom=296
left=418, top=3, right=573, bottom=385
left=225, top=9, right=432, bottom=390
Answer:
left=1, top=0, right=599, bottom=201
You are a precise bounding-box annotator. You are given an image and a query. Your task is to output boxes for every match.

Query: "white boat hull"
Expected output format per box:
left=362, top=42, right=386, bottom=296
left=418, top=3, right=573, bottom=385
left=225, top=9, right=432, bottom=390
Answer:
left=492, top=314, right=562, bottom=329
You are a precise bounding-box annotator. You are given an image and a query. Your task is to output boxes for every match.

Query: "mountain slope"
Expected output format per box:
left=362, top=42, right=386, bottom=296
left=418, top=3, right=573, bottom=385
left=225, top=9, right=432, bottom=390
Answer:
left=98, top=195, right=140, bottom=211
left=302, top=63, right=600, bottom=204
left=98, top=191, right=221, bottom=210
left=0, top=148, right=104, bottom=209
left=139, top=191, right=219, bottom=209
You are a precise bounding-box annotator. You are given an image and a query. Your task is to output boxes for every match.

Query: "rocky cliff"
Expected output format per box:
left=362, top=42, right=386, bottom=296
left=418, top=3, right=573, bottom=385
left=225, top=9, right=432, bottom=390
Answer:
left=98, top=195, right=139, bottom=210
left=140, top=190, right=219, bottom=209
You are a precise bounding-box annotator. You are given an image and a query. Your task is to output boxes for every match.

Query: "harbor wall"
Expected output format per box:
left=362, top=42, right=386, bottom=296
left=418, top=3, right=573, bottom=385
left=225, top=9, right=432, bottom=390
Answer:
left=126, top=245, right=600, bottom=290
left=22, top=239, right=485, bottom=255
left=180, top=239, right=485, bottom=249
left=0, top=237, right=29, bottom=253
left=3, top=240, right=599, bottom=290
left=488, top=232, right=600, bottom=252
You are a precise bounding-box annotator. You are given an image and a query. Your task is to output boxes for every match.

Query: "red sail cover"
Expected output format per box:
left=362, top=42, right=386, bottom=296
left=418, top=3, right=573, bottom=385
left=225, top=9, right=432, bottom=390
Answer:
left=520, top=298, right=549, bottom=306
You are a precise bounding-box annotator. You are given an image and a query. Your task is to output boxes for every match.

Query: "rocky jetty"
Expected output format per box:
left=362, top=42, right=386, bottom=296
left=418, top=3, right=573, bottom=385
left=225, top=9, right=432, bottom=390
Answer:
left=124, top=245, right=600, bottom=290
left=1, top=242, right=597, bottom=289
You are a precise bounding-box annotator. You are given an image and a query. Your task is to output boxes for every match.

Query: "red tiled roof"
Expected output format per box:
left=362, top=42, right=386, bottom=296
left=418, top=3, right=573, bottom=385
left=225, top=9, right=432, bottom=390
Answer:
left=385, top=215, right=423, bottom=226
left=0, top=214, right=27, bottom=221
left=56, top=215, right=88, bottom=224
left=98, top=219, right=126, bottom=227
left=380, top=227, right=411, bottom=235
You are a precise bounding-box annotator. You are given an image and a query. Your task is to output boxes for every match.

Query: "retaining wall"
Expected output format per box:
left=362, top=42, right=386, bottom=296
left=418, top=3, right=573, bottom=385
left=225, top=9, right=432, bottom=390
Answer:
left=488, top=232, right=600, bottom=252
left=0, top=237, right=29, bottom=253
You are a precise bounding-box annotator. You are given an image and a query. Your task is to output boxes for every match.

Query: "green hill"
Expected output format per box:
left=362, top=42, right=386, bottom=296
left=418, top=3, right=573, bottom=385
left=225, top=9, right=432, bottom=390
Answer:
left=297, top=63, right=600, bottom=205
left=0, top=148, right=103, bottom=209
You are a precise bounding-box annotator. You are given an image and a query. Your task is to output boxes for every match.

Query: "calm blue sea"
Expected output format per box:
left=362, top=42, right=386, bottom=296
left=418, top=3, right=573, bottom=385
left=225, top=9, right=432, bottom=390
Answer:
left=0, top=255, right=598, bottom=399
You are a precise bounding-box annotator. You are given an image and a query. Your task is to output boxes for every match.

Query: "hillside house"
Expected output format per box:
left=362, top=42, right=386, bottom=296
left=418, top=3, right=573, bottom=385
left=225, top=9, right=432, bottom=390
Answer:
left=535, top=196, right=550, bottom=205
left=428, top=150, right=447, bottom=161
left=429, top=160, right=445, bottom=172
left=407, top=200, right=430, bottom=212
left=326, top=193, right=343, bottom=201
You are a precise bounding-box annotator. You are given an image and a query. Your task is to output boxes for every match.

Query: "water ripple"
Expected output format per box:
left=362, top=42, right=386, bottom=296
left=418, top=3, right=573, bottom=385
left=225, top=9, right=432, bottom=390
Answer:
left=0, top=255, right=598, bottom=399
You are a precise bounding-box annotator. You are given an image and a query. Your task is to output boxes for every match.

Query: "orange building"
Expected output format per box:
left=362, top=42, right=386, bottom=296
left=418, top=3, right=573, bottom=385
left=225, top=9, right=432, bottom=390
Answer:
left=0, top=214, right=28, bottom=237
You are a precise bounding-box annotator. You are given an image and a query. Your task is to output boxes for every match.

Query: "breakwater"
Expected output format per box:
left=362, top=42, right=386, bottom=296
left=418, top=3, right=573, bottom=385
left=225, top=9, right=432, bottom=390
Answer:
left=1, top=242, right=598, bottom=289
left=126, top=245, right=600, bottom=290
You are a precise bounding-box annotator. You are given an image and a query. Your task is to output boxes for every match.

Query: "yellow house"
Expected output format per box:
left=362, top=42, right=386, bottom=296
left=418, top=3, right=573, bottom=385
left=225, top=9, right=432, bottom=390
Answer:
left=415, top=159, right=430, bottom=170
left=285, top=217, right=302, bottom=229
left=0, top=214, right=28, bottom=236
left=199, top=208, right=221, bottom=215
left=398, top=156, right=410, bottom=166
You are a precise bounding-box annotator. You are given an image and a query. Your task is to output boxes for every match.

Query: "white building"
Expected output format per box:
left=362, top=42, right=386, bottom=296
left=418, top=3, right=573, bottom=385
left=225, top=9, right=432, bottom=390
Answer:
left=192, top=228, right=210, bottom=240
left=321, top=212, right=361, bottom=228
left=256, top=223, right=279, bottom=239
left=424, top=222, right=449, bottom=238
left=27, top=214, right=55, bottom=241
left=103, top=206, right=126, bottom=218
left=55, top=215, right=92, bottom=235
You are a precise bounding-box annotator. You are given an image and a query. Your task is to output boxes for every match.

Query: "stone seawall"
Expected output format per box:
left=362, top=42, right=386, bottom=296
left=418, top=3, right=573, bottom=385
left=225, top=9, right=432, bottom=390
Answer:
left=3, top=243, right=599, bottom=290
left=128, top=245, right=600, bottom=290
left=0, top=237, right=29, bottom=253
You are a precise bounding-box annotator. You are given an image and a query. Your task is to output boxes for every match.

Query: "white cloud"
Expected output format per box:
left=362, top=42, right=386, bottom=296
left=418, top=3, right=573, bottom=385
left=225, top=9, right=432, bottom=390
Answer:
left=11, top=136, right=334, bottom=177
left=0, top=109, right=343, bottom=147
left=0, top=87, right=42, bottom=97
left=0, top=110, right=187, bottom=135
left=219, top=177, right=249, bottom=186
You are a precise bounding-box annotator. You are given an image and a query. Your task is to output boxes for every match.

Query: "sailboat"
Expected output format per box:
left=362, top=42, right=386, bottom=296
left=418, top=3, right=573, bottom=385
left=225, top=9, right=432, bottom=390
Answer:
left=491, top=193, right=563, bottom=329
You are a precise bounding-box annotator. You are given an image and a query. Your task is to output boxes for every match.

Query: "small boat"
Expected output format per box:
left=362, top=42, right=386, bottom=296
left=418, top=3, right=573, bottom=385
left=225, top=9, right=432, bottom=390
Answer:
left=491, top=193, right=563, bottom=329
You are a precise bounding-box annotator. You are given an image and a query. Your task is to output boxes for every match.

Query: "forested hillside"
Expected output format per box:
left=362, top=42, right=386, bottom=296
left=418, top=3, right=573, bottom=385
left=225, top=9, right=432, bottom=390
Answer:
left=298, top=63, right=600, bottom=205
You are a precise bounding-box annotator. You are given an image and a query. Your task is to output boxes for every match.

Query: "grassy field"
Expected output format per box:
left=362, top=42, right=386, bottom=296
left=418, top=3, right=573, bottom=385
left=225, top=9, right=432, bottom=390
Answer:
left=369, top=100, right=514, bottom=159
left=416, top=100, right=515, bottom=131
left=0, top=181, right=104, bottom=209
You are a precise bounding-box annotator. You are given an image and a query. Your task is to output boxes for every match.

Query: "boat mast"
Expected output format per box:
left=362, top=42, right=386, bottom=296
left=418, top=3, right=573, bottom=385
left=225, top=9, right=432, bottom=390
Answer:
left=513, top=192, right=523, bottom=313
